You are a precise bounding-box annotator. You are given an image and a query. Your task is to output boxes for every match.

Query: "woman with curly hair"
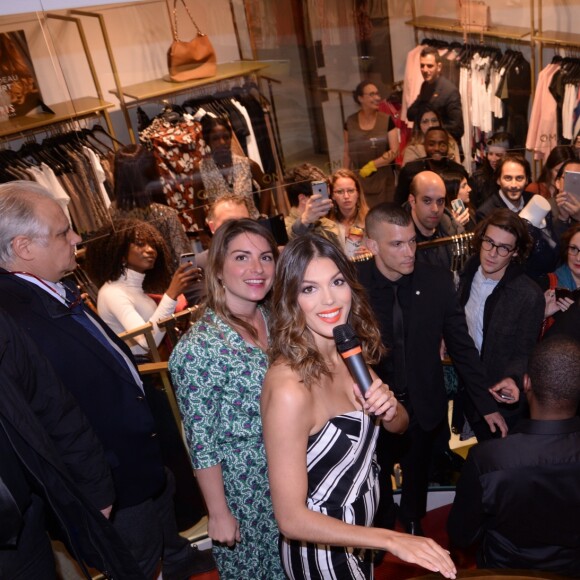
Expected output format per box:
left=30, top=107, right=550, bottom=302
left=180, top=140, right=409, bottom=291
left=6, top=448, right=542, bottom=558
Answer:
left=261, top=234, right=457, bottom=580
left=84, top=218, right=197, bottom=356
left=168, top=219, right=285, bottom=579
left=110, top=144, right=191, bottom=269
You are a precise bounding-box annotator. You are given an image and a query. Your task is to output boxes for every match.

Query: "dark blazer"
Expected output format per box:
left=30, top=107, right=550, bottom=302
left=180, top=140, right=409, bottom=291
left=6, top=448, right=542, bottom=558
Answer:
left=448, top=417, right=580, bottom=577
left=475, top=190, right=533, bottom=222
left=458, top=258, right=545, bottom=424
left=0, top=309, right=144, bottom=578
left=0, top=271, right=165, bottom=508
left=407, top=75, right=464, bottom=142
left=356, top=261, right=497, bottom=431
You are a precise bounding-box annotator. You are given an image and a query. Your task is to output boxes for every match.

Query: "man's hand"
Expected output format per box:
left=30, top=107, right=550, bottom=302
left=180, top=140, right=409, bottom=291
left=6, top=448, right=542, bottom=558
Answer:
left=483, top=411, right=508, bottom=438
left=301, top=194, right=333, bottom=226
left=488, top=377, right=519, bottom=404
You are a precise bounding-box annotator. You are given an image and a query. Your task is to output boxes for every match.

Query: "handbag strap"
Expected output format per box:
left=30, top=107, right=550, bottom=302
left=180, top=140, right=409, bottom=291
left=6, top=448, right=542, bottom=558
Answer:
left=171, top=0, right=204, bottom=41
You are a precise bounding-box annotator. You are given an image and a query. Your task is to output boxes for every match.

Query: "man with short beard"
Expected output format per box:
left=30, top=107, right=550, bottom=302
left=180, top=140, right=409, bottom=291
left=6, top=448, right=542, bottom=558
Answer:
left=475, top=154, right=533, bottom=221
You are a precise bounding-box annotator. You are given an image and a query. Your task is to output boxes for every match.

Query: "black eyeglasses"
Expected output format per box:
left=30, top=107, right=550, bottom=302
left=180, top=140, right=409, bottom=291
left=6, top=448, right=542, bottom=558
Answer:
left=481, top=237, right=515, bottom=257
left=568, top=245, right=580, bottom=257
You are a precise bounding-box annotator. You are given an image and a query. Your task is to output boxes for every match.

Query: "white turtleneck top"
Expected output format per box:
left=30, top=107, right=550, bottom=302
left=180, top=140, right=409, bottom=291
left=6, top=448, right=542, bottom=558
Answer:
left=97, top=268, right=177, bottom=355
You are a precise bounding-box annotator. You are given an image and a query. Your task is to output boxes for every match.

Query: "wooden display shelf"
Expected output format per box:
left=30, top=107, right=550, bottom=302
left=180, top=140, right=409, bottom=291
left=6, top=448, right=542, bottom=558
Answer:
left=406, top=16, right=531, bottom=40
left=533, top=30, right=580, bottom=48
left=109, top=60, right=270, bottom=104
left=0, top=97, right=114, bottom=139
left=406, top=16, right=460, bottom=33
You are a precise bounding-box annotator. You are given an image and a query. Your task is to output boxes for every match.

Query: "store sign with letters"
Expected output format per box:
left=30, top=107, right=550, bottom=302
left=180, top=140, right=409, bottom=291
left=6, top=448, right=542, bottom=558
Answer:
left=0, top=30, right=49, bottom=120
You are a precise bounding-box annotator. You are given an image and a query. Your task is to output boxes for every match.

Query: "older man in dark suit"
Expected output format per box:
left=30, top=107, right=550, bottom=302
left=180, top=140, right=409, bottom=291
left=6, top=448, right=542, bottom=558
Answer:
left=0, top=308, right=143, bottom=579
left=0, top=181, right=214, bottom=579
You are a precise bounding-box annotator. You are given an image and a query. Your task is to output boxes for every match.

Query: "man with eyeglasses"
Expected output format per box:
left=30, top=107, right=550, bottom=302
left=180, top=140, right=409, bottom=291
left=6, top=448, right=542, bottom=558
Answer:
left=403, top=170, right=465, bottom=270
left=458, top=208, right=545, bottom=441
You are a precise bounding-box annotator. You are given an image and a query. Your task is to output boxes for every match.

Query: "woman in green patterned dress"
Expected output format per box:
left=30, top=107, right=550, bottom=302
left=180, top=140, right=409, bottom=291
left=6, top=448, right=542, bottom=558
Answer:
left=168, top=219, right=284, bottom=579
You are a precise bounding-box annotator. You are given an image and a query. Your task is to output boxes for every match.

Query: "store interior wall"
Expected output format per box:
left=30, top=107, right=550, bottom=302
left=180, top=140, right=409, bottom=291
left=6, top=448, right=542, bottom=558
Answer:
left=0, top=0, right=577, bottom=168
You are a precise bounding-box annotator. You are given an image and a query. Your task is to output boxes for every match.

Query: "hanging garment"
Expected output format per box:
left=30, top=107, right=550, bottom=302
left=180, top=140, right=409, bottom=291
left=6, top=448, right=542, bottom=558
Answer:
left=140, top=115, right=204, bottom=232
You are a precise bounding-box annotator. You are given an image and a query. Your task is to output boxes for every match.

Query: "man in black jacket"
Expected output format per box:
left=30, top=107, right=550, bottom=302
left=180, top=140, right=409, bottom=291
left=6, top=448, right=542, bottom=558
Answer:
left=357, top=203, right=508, bottom=536
left=0, top=181, right=214, bottom=579
left=395, top=128, right=467, bottom=206
left=475, top=154, right=533, bottom=222
left=458, top=209, right=545, bottom=439
left=407, top=46, right=464, bottom=144
left=0, top=308, right=143, bottom=579
left=448, top=336, right=580, bottom=576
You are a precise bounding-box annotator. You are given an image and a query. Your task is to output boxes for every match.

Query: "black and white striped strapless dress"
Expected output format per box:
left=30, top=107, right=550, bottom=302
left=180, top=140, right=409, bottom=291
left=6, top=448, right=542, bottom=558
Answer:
left=280, top=410, right=380, bottom=579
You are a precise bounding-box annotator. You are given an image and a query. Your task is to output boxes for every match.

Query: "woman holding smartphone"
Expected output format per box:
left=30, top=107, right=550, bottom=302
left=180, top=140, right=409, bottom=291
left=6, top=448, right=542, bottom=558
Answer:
left=541, top=224, right=580, bottom=323
left=441, top=171, right=476, bottom=231
left=84, top=218, right=198, bottom=356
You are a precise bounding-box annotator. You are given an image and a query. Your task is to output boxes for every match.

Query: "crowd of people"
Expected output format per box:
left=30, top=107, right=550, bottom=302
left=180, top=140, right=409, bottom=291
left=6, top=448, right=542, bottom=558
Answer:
left=0, top=47, right=579, bottom=580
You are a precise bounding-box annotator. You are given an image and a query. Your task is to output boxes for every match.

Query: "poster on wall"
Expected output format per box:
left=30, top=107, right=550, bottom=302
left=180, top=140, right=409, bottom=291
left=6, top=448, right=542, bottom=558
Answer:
left=0, top=30, right=50, bottom=121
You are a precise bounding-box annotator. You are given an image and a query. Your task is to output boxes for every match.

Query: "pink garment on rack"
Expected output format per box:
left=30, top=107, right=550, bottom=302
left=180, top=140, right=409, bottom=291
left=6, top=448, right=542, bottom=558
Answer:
left=525, top=63, right=560, bottom=161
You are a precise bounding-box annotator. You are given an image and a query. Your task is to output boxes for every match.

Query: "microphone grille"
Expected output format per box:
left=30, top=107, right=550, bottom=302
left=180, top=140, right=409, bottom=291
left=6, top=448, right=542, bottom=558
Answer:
left=333, top=324, right=360, bottom=353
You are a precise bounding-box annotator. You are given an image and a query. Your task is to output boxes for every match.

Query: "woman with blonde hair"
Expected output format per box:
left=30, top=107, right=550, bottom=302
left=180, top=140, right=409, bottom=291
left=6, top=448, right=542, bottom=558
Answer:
left=329, top=168, right=372, bottom=259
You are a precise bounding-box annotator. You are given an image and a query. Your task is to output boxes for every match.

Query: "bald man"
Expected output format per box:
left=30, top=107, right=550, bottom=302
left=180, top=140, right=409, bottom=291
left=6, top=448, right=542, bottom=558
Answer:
left=407, top=171, right=464, bottom=270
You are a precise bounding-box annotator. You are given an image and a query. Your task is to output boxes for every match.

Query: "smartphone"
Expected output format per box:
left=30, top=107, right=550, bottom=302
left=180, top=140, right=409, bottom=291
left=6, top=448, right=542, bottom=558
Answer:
left=311, top=180, right=329, bottom=200
left=555, top=287, right=580, bottom=301
left=180, top=252, right=197, bottom=270
left=564, top=170, right=580, bottom=203
left=451, top=198, right=466, bottom=213
left=499, top=393, right=515, bottom=401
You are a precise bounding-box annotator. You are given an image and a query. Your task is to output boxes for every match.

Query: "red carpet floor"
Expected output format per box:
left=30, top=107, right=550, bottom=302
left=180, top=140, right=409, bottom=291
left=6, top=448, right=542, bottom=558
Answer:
left=189, top=504, right=476, bottom=579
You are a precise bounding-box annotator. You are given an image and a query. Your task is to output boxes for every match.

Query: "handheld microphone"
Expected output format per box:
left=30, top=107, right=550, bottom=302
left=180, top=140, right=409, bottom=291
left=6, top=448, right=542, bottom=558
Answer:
left=333, top=324, right=373, bottom=395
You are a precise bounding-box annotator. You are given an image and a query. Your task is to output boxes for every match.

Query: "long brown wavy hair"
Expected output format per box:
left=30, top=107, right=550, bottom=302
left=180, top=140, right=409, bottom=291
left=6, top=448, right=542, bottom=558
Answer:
left=268, top=234, right=385, bottom=388
left=198, top=218, right=279, bottom=342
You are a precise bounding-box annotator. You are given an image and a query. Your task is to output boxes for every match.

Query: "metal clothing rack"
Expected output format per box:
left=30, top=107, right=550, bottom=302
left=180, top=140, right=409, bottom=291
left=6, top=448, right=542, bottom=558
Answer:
left=417, top=232, right=475, bottom=272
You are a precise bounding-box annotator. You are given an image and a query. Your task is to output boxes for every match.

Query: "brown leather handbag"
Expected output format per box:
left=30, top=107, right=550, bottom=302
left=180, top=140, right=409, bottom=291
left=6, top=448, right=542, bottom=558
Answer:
left=167, top=0, right=217, bottom=82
